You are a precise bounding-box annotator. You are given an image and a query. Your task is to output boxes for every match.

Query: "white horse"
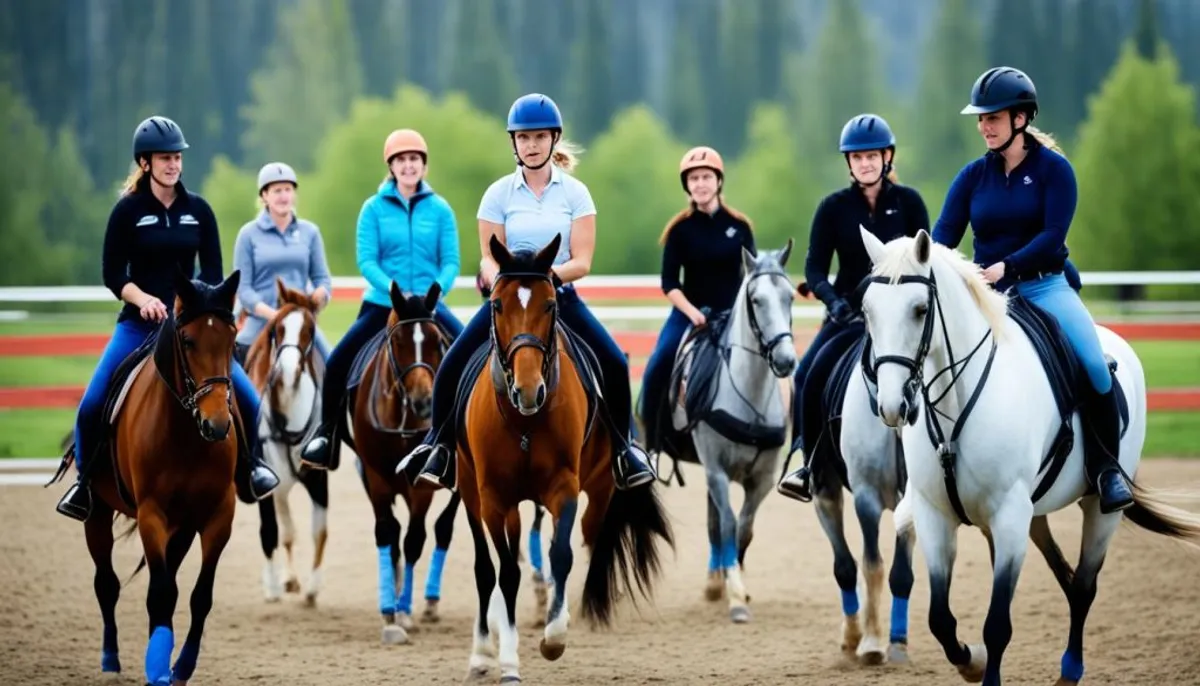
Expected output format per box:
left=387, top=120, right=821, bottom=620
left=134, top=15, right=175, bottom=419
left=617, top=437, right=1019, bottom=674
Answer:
left=800, top=321, right=915, bottom=665
left=859, top=228, right=1200, bottom=685
left=244, top=282, right=327, bottom=606
left=668, top=241, right=799, bottom=622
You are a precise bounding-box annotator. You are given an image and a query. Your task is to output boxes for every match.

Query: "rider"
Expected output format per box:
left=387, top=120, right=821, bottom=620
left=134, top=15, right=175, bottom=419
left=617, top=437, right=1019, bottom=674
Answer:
left=232, top=162, right=334, bottom=364
left=777, top=113, right=930, bottom=502
left=56, top=116, right=280, bottom=521
left=640, top=146, right=755, bottom=457
left=399, top=93, right=657, bottom=492
left=931, top=66, right=1133, bottom=514
left=298, top=128, right=462, bottom=470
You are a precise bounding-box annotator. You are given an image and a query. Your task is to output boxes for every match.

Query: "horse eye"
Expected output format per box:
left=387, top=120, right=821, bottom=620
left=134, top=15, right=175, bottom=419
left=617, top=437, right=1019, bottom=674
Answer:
left=544, top=301, right=556, bottom=312
left=492, top=300, right=503, bottom=314
left=181, top=337, right=195, bottom=350
left=914, top=303, right=928, bottom=318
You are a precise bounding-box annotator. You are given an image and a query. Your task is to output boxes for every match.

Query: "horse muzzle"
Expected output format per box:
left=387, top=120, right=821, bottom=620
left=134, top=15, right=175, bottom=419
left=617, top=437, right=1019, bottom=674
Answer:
left=199, top=417, right=232, bottom=442
left=509, top=382, right=546, bottom=416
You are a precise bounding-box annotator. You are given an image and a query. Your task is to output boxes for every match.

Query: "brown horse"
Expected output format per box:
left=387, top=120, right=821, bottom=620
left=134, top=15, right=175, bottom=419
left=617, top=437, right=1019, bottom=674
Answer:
left=350, top=281, right=461, bottom=645
left=77, top=270, right=244, bottom=685
left=458, top=235, right=674, bottom=683
left=243, top=278, right=329, bottom=606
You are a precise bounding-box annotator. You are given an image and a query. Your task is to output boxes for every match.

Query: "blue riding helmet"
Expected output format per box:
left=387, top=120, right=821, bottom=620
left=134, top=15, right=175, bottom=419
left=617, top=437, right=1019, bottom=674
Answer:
left=507, top=94, right=564, bottom=133
left=133, top=116, right=188, bottom=160
left=839, top=114, right=896, bottom=153
left=961, top=66, right=1038, bottom=119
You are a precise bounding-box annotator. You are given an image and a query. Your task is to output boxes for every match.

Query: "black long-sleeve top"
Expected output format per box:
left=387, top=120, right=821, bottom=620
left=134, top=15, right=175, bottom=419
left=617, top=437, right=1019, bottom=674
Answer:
left=660, top=204, right=756, bottom=312
left=102, top=178, right=223, bottom=322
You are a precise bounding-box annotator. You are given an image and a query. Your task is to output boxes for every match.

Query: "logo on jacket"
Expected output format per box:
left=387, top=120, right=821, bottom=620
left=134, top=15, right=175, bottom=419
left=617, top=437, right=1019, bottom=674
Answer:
left=1023, top=176, right=1033, bottom=185
left=725, top=226, right=738, bottom=238
left=136, top=215, right=159, bottom=227
left=179, top=214, right=200, bottom=225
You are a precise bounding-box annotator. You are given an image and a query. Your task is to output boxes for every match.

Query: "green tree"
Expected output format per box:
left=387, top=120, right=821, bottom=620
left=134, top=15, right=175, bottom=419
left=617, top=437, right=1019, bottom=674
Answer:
left=443, top=0, right=519, bottom=118
left=565, top=0, right=616, bottom=141
left=1072, top=42, right=1200, bottom=273
left=574, top=106, right=689, bottom=274
left=241, top=0, right=364, bottom=170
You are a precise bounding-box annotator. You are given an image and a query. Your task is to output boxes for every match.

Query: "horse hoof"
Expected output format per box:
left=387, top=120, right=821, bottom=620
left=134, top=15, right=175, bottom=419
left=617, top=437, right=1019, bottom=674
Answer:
left=729, top=605, right=751, bottom=624
left=956, top=643, right=987, bottom=683
left=284, top=578, right=301, bottom=594
left=303, top=591, right=317, bottom=608
left=397, top=612, right=415, bottom=631
left=540, top=638, right=566, bottom=661
left=421, top=601, right=441, bottom=623
left=171, top=679, right=188, bottom=686
left=381, top=624, right=410, bottom=646
left=887, top=642, right=910, bottom=665
left=1053, top=679, right=1080, bottom=686
left=499, top=676, right=522, bottom=684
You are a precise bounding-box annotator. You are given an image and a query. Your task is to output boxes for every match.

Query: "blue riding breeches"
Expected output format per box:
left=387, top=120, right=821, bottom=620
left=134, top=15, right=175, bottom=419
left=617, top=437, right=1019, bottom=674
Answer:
left=75, top=318, right=262, bottom=471
left=1014, top=273, right=1112, bottom=394
left=791, top=317, right=857, bottom=447
left=639, top=308, right=692, bottom=444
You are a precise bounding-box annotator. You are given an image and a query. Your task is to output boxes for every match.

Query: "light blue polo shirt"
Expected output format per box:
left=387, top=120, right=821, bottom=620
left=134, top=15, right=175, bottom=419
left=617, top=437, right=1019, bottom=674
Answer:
left=477, top=164, right=596, bottom=265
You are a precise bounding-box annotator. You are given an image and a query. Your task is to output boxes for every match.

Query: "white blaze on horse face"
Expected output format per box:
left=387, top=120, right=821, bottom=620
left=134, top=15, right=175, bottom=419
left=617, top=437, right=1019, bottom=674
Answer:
left=412, top=322, right=425, bottom=366
left=208, top=317, right=213, bottom=327
left=277, top=310, right=305, bottom=385
left=517, top=287, right=532, bottom=310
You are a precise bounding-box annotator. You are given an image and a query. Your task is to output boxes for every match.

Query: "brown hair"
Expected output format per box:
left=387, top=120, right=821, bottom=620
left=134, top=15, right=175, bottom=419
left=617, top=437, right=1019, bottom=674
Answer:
left=659, top=202, right=753, bottom=245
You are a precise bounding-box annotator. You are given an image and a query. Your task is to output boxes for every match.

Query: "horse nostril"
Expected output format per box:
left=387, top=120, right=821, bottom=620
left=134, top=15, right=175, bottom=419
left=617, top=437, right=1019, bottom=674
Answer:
left=535, top=384, right=546, bottom=406
left=898, top=400, right=910, bottom=422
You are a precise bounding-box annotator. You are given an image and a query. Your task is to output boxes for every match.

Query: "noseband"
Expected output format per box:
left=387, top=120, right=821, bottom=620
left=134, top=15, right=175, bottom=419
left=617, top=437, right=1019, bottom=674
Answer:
left=367, top=315, right=446, bottom=437
left=157, top=309, right=236, bottom=441
left=742, top=269, right=795, bottom=360
left=264, top=320, right=321, bottom=445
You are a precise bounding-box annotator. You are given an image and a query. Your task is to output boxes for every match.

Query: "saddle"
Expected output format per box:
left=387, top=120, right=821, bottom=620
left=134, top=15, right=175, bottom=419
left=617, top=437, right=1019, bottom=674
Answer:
left=452, top=321, right=602, bottom=448
left=666, top=309, right=788, bottom=451
left=817, top=328, right=878, bottom=494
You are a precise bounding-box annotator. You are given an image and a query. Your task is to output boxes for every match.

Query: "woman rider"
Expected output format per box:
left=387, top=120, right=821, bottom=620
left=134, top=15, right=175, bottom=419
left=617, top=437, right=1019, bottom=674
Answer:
left=298, top=128, right=463, bottom=470
left=233, top=162, right=334, bottom=364
left=639, top=146, right=755, bottom=459
left=777, top=114, right=930, bottom=502
left=56, top=116, right=280, bottom=520
left=400, top=93, right=657, bottom=491
left=931, top=66, right=1132, bottom=513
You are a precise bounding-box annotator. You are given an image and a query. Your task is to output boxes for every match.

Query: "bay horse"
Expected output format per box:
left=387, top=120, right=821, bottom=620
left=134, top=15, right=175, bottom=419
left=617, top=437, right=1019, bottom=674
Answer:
left=74, top=270, right=245, bottom=685
left=243, top=278, right=328, bottom=606
left=349, top=281, right=460, bottom=645
left=457, top=234, right=674, bottom=683
left=861, top=229, right=1200, bottom=685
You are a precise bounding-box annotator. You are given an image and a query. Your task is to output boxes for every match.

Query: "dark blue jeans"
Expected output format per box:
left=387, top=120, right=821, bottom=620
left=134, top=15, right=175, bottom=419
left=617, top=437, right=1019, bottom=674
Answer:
left=640, top=308, right=692, bottom=449
left=426, top=286, right=634, bottom=444
left=790, top=318, right=853, bottom=440
left=75, top=318, right=261, bottom=470
left=797, top=322, right=864, bottom=457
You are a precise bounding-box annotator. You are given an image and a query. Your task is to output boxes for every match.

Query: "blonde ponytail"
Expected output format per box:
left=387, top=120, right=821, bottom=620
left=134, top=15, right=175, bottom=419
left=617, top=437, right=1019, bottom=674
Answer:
left=551, top=139, right=584, bottom=173
left=1027, top=126, right=1064, bottom=155
left=120, top=163, right=146, bottom=196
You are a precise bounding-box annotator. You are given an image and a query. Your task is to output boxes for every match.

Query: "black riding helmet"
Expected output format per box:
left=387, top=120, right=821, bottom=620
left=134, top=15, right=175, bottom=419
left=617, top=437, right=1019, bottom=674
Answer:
left=132, top=116, right=189, bottom=162
left=961, top=67, right=1038, bottom=152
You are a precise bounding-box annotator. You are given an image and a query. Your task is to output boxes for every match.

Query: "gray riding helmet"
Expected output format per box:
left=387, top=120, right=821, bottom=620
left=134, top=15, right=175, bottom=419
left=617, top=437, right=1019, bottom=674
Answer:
left=257, top=162, right=299, bottom=193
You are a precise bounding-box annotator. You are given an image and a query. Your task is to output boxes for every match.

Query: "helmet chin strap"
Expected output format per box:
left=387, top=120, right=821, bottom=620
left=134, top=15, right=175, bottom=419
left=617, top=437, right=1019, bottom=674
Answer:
left=512, top=131, right=559, bottom=170
left=846, top=153, right=892, bottom=188
left=991, top=110, right=1031, bottom=153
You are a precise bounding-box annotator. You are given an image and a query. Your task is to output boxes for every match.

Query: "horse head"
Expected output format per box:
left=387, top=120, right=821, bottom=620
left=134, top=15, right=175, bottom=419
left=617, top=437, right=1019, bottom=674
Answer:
left=858, top=227, right=1008, bottom=428
left=488, top=233, right=561, bottom=416
left=170, top=269, right=241, bottom=441
left=381, top=280, right=445, bottom=423
left=737, top=238, right=798, bottom=378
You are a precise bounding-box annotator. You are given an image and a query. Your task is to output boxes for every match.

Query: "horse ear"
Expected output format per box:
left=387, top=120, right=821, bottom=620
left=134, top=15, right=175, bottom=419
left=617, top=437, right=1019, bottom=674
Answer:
left=216, top=270, right=240, bottom=310
left=423, top=282, right=442, bottom=314
left=489, top=234, right=513, bottom=270
left=173, top=267, right=197, bottom=304
left=914, top=229, right=932, bottom=265
left=741, top=246, right=757, bottom=277
left=777, top=237, right=794, bottom=267
left=389, top=281, right=406, bottom=316
left=533, top=233, right=563, bottom=274
left=859, top=225, right=887, bottom=267
left=275, top=276, right=289, bottom=306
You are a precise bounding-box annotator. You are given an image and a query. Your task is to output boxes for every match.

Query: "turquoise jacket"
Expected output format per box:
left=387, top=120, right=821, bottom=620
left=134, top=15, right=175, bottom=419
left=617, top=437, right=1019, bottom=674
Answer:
left=356, top=178, right=460, bottom=307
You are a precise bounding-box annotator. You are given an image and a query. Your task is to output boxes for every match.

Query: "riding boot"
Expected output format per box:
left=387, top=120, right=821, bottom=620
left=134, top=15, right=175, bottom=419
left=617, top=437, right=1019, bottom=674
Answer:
left=299, top=421, right=335, bottom=470
left=613, top=436, right=657, bottom=490
left=1082, top=385, right=1133, bottom=514
left=776, top=435, right=815, bottom=503
left=56, top=438, right=94, bottom=521
left=237, top=437, right=280, bottom=504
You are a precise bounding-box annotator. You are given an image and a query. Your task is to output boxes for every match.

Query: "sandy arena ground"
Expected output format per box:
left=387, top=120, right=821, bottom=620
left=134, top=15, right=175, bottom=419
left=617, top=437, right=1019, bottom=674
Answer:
left=4, top=457, right=1200, bottom=685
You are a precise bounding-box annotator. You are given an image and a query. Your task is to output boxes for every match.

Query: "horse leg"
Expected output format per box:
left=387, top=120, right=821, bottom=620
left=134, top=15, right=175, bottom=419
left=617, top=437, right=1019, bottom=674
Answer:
left=257, top=496, right=282, bottom=602
left=731, top=467, right=774, bottom=621
left=814, top=487, right=861, bottom=655
left=887, top=516, right=917, bottom=664
left=529, top=503, right=550, bottom=624
left=465, top=507, right=498, bottom=681
left=975, top=494, right=1033, bottom=686
left=703, top=496, right=725, bottom=602
left=399, top=491, right=433, bottom=632
left=481, top=499, right=522, bottom=683
left=274, top=479, right=301, bottom=595
left=853, top=486, right=893, bottom=665
left=1054, top=500, right=1122, bottom=686
left=300, top=465, right=329, bottom=607
left=84, top=502, right=122, bottom=674
left=137, top=506, right=189, bottom=686
left=540, top=485, right=580, bottom=661
left=704, top=463, right=747, bottom=623
left=169, top=508, right=233, bottom=686
left=910, top=492, right=983, bottom=683
left=1030, top=515, right=1075, bottom=596
left=422, top=491, right=459, bottom=624
left=369, top=490, right=408, bottom=645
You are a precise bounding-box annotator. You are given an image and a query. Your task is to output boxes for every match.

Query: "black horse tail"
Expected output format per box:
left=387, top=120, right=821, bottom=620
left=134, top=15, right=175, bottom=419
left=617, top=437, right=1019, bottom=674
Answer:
left=581, top=483, right=675, bottom=627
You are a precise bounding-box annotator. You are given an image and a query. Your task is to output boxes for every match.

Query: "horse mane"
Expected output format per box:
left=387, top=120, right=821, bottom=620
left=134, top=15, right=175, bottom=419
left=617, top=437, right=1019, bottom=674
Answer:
left=871, top=237, right=1010, bottom=341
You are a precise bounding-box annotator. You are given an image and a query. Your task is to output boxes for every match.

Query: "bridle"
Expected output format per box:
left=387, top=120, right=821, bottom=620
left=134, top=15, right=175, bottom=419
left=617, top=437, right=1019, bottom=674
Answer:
left=262, top=311, right=321, bottom=445
left=366, top=315, right=447, bottom=437
left=489, top=272, right=560, bottom=407
left=738, top=268, right=795, bottom=362
left=858, top=270, right=997, bottom=525
left=157, top=308, right=237, bottom=442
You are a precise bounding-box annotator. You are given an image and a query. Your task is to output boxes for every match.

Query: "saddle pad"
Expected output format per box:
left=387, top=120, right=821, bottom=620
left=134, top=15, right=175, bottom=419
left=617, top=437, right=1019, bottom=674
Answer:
left=108, top=355, right=151, bottom=424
